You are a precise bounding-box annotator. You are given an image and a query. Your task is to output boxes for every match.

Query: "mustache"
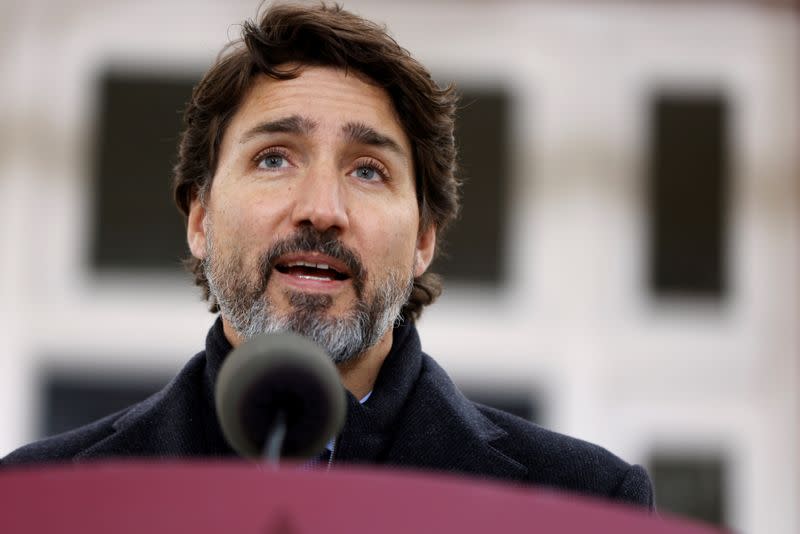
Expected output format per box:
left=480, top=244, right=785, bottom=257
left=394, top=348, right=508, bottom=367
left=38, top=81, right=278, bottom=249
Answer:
left=258, top=226, right=366, bottom=295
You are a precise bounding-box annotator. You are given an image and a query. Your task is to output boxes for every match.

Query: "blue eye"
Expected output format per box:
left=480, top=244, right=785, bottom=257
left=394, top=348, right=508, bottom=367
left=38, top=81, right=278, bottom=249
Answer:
left=259, top=154, right=286, bottom=169
left=351, top=158, right=389, bottom=182
left=354, top=166, right=378, bottom=180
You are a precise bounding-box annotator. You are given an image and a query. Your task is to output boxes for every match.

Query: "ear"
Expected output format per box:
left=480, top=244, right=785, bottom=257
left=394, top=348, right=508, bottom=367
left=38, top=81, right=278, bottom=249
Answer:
left=187, top=197, right=208, bottom=260
left=413, top=224, right=436, bottom=277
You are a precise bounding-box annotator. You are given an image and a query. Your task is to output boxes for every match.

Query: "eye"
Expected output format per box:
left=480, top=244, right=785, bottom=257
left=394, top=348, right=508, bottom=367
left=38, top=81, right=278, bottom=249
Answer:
left=260, top=155, right=286, bottom=168
left=353, top=166, right=378, bottom=180
left=350, top=158, right=389, bottom=182
left=254, top=148, right=291, bottom=170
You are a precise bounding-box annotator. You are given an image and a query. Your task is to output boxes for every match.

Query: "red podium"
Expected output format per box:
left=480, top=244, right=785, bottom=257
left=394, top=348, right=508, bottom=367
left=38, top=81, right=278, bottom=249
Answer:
left=0, top=462, right=726, bottom=533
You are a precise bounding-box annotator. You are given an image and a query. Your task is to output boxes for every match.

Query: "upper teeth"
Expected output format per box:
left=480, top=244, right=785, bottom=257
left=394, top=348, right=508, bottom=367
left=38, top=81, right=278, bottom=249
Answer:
left=286, top=261, right=332, bottom=270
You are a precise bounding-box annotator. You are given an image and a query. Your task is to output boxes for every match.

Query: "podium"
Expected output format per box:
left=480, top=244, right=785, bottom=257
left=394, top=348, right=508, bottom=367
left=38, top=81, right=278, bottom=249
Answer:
left=0, top=461, right=726, bottom=533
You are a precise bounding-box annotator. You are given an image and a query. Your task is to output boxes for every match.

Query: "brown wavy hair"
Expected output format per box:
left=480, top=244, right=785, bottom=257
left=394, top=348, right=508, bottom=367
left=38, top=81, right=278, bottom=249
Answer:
left=173, top=3, right=459, bottom=321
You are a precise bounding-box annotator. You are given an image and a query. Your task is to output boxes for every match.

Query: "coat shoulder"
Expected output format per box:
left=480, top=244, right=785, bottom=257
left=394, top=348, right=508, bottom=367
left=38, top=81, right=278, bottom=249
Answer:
left=475, top=403, right=654, bottom=509
left=2, top=351, right=211, bottom=466
left=1, top=409, right=127, bottom=466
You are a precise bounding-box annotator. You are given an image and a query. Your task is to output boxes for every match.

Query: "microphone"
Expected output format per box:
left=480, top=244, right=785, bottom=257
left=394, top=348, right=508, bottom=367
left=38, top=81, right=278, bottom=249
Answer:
left=214, top=331, right=347, bottom=461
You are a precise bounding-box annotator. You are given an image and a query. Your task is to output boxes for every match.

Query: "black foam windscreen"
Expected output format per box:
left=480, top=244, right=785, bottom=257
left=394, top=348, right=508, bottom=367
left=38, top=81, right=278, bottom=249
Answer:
left=215, top=332, right=346, bottom=459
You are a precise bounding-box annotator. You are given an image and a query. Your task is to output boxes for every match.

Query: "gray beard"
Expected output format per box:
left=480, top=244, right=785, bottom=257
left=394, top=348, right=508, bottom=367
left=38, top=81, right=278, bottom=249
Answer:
left=202, top=224, right=413, bottom=364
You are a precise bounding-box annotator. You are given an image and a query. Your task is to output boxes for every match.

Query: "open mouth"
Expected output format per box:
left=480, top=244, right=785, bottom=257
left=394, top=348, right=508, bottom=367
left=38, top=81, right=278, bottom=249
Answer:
left=274, top=260, right=350, bottom=282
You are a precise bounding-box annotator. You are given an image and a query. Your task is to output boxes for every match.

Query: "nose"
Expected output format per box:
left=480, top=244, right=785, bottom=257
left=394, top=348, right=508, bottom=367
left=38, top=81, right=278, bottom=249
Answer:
left=290, top=171, right=349, bottom=234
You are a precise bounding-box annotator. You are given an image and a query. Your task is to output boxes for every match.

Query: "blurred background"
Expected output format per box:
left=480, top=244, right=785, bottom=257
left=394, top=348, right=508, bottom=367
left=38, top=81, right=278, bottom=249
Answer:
left=0, top=0, right=798, bottom=531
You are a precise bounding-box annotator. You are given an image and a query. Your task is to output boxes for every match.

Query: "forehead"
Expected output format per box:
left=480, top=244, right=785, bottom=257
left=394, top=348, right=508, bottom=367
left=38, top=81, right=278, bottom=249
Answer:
left=225, top=66, right=410, bottom=152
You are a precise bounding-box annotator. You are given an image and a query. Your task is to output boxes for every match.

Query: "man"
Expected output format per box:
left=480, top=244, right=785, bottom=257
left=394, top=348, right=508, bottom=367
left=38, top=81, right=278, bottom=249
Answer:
left=3, top=3, right=653, bottom=510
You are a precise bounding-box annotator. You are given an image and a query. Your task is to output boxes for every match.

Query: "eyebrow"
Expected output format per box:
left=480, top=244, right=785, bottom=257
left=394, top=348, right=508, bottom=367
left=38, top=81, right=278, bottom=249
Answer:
left=238, top=115, right=407, bottom=159
left=342, top=121, right=407, bottom=158
left=239, top=115, right=318, bottom=143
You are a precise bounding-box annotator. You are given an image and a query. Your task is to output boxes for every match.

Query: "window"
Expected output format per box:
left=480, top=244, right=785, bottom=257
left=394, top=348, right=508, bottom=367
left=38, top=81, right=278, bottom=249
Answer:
left=432, top=88, right=511, bottom=285
left=40, top=371, right=167, bottom=438
left=91, top=71, right=196, bottom=271
left=649, top=453, right=727, bottom=526
left=647, top=94, right=730, bottom=297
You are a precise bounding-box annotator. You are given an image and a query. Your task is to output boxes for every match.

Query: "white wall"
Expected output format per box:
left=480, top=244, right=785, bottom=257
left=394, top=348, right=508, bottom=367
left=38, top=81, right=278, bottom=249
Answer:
left=0, top=1, right=797, bottom=532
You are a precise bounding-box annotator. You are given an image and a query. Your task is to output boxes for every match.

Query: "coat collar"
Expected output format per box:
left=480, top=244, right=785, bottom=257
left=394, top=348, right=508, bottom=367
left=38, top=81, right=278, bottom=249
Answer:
left=384, top=353, right=528, bottom=481
left=77, top=317, right=527, bottom=481
left=335, top=320, right=528, bottom=481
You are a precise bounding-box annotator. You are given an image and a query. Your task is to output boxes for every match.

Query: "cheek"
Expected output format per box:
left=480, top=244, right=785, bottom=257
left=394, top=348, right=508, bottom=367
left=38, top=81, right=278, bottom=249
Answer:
left=367, top=216, right=419, bottom=271
left=217, top=194, right=274, bottom=239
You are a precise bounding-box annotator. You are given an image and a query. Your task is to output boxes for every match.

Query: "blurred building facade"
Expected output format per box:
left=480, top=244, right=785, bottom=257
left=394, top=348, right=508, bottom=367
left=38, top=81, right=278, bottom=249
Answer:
left=0, top=1, right=797, bottom=531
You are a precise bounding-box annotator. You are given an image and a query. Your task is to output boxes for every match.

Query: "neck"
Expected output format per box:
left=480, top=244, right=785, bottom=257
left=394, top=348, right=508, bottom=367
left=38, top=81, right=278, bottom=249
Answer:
left=336, top=328, right=393, bottom=399
left=221, top=318, right=393, bottom=400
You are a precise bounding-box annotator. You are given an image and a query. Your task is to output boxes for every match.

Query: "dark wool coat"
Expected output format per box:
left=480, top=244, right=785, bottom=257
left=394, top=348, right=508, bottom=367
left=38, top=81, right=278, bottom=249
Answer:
left=2, top=318, right=654, bottom=510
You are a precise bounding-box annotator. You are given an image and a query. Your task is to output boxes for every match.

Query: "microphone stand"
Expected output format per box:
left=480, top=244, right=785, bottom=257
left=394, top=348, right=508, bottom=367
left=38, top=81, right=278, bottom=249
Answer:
left=262, top=411, right=287, bottom=464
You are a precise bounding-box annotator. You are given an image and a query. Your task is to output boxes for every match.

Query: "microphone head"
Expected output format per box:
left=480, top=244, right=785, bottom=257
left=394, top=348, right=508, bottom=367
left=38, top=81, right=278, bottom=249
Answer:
left=215, top=331, right=347, bottom=460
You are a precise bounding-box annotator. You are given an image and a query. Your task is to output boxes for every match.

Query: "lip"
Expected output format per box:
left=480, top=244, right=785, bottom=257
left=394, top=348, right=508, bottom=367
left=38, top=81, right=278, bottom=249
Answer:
left=274, top=252, right=352, bottom=277
left=272, top=269, right=350, bottom=293
left=271, top=252, right=352, bottom=293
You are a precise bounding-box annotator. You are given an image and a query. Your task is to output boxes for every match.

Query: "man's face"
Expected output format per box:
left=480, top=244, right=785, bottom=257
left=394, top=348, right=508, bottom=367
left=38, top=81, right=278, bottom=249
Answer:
left=187, top=66, right=436, bottom=362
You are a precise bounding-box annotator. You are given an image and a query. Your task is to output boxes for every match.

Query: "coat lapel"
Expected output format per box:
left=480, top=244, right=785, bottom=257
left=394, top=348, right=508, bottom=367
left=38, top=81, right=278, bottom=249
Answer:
left=385, top=355, right=528, bottom=481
